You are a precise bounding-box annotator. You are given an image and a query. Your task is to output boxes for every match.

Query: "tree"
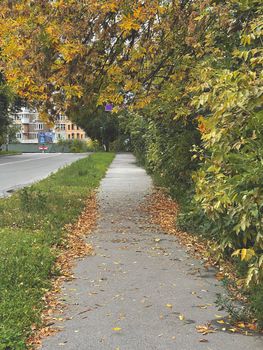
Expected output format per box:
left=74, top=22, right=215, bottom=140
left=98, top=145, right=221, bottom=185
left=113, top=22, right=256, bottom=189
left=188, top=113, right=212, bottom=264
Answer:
left=0, top=0, right=167, bottom=117
left=0, top=71, right=26, bottom=147
left=0, top=0, right=263, bottom=289
left=0, top=72, right=12, bottom=148
left=69, top=105, right=119, bottom=152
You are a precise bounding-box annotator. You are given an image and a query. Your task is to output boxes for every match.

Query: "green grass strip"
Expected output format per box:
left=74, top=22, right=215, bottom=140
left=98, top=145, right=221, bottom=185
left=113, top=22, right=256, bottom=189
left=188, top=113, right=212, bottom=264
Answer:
left=0, top=152, right=115, bottom=349
left=0, top=151, right=22, bottom=156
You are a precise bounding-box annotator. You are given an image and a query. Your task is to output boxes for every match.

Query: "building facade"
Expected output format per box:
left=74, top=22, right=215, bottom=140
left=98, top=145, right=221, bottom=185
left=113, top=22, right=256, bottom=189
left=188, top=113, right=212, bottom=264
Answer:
left=65, top=119, right=87, bottom=141
left=11, top=108, right=88, bottom=144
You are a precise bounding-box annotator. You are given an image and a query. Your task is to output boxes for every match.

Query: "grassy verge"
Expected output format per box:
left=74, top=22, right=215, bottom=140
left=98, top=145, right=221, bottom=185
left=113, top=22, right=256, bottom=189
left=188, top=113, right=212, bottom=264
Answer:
left=0, top=151, right=21, bottom=156
left=0, top=152, right=114, bottom=350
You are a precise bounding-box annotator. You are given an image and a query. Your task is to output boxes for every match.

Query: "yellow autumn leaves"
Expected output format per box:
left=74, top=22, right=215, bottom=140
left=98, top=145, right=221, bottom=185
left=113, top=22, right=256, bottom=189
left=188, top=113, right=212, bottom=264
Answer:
left=0, top=0, right=167, bottom=111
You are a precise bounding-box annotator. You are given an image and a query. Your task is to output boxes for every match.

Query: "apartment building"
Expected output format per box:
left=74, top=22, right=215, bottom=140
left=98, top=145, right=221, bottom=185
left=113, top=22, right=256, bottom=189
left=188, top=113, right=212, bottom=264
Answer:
left=12, top=108, right=47, bottom=143
left=11, top=108, right=88, bottom=143
left=65, top=119, right=87, bottom=141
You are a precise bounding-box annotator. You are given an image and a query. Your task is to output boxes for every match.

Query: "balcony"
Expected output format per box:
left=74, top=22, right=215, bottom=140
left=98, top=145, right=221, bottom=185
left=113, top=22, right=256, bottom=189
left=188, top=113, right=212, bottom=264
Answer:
left=21, top=117, right=30, bottom=124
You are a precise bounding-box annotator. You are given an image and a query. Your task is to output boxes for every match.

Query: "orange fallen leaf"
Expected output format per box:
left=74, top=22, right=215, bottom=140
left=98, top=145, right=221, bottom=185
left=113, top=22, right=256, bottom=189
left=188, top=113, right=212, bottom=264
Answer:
left=196, top=324, right=216, bottom=335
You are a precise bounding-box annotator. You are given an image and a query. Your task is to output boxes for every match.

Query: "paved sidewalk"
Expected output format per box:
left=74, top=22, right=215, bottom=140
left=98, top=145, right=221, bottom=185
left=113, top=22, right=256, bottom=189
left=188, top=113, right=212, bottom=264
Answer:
left=41, top=154, right=263, bottom=350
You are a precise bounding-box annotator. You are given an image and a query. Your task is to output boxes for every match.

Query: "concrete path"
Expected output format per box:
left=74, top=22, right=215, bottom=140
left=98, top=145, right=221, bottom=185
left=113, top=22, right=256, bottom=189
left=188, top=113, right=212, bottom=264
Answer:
left=41, top=154, right=263, bottom=350
left=0, top=153, right=89, bottom=197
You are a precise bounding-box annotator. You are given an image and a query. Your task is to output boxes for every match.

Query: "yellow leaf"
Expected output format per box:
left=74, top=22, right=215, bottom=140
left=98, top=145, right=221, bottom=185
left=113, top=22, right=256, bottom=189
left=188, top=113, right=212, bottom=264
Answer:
left=241, top=248, right=247, bottom=261
left=232, top=249, right=241, bottom=257
left=102, top=2, right=118, bottom=13
left=179, top=314, right=185, bottom=321
left=229, top=328, right=237, bottom=333
left=217, top=320, right=225, bottom=324
left=241, top=248, right=255, bottom=262
left=119, top=15, right=140, bottom=33
left=237, top=322, right=245, bottom=328
left=112, top=327, right=122, bottom=332
left=166, top=304, right=173, bottom=309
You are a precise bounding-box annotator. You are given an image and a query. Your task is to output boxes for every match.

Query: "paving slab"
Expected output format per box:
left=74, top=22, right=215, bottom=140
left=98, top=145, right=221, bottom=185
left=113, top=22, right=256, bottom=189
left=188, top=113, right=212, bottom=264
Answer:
left=41, top=153, right=263, bottom=350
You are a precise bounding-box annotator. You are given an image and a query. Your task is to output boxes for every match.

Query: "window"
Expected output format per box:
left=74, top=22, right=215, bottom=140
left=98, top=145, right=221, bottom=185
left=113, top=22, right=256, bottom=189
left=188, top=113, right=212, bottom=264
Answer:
left=77, top=133, right=80, bottom=139
left=29, top=133, right=37, bottom=140
left=77, top=126, right=80, bottom=130
left=36, top=123, right=44, bottom=131
left=81, top=134, right=83, bottom=139
left=59, top=124, right=65, bottom=131
left=71, top=124, right=74, bottom=130
left=68, top=125, right=70, bottom=131
left=72, top=133, right=75, bottom=139
left=68, top=134, right=70, bottom=139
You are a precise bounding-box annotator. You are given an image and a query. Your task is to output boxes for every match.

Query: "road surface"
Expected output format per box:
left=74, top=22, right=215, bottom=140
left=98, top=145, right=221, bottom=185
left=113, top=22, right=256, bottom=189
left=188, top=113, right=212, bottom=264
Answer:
left=41, top=154, right=263, bottom=350
left=0, top=153, right=89, bottom=197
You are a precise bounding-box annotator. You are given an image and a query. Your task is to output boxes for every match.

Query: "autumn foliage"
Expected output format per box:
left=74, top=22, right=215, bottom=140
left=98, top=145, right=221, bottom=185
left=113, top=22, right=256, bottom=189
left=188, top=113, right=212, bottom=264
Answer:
left=0, top=0, right=262, bottom=310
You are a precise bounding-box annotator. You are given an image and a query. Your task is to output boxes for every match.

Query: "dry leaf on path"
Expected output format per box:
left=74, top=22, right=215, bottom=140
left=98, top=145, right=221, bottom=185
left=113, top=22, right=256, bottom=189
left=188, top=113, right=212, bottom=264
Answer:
left=112, top=327, right=122, bottom=332
left=196, top=324, right=216, bottom=335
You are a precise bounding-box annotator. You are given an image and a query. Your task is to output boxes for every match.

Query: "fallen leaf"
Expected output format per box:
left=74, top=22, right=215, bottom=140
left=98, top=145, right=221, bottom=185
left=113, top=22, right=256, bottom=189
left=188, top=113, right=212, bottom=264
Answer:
left=229, top=328, right=237, bottom=333
left=217, top=320, right=225, bottom=324
left=112, top=327, right=122, bottom=332
left=246, top=323, right=257, bottom=331
left=236, top=322, right=245, bottom=328
left=166, top=304, right=173, bottom=309
left=196, top=324, right=216, bottom=335
left=179, top=314, right=185, bottom=321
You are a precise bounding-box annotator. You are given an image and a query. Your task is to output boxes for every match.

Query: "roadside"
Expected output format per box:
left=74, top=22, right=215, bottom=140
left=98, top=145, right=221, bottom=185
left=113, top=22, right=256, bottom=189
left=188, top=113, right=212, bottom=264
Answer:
left=40, top=154, right=262, bottom=350
left=0, top=153, right=90, bottom=198
left=0, top=153, right=115, bottom=350
left=0, top=150, right=21, bottom=156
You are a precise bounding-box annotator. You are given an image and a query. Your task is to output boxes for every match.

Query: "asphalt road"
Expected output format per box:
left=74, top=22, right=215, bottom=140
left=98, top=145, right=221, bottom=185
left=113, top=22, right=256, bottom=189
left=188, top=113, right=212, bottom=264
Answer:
left=41, top=154, right=263, bottom=350
left=0, top=153, right=90, bottom=197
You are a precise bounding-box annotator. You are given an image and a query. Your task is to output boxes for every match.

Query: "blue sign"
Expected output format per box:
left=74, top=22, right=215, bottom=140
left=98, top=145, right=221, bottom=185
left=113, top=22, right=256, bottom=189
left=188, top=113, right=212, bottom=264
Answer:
left=38, top=132, right=46, bottom=144
left=38, top=132, right=55, bottom=144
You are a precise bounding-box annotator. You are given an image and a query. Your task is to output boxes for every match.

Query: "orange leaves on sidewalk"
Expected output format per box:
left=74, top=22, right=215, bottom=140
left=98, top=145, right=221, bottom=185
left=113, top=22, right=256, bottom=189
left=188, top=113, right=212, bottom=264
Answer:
left=196, top=323, right=216, bottom=335
left=27, top=193, right=98, bottom=349
left=144, top=189, right=249, bottom=302
left=145, top=189, right=208, bottom=261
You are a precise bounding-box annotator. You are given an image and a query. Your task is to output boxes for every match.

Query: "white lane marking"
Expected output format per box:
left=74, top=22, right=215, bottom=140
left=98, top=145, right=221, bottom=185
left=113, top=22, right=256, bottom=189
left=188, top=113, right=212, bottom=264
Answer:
left=0, top=154, right=63, bottom=166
